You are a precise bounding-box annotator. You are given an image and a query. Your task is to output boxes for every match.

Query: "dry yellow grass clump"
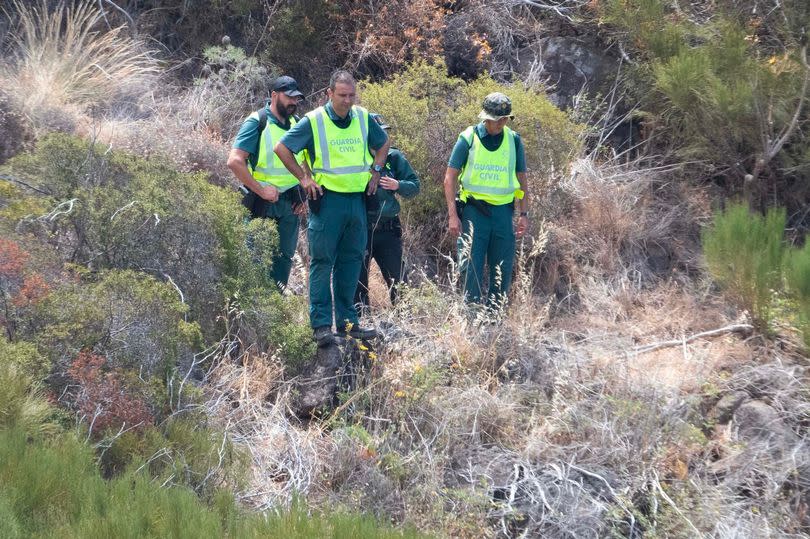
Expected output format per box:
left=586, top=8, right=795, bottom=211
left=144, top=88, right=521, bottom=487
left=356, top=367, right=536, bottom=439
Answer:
left=2, top=1, right=158, bottom=117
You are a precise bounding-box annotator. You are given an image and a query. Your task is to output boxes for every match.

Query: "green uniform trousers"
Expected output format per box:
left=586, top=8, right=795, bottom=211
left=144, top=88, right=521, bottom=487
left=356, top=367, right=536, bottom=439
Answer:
left=458, top=201, right=515, bottom=304
left=263, top=198, right=300, bottom=288
left=307, top=190, right=367, bottom=329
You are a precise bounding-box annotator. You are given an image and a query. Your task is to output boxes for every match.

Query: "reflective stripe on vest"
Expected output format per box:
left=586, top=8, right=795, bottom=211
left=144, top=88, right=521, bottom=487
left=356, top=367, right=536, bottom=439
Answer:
left=251, top=115, right=300, bottom=191
left=307, top=105, right=370, bottom=193
left=459, top=126, right=518, bottom=205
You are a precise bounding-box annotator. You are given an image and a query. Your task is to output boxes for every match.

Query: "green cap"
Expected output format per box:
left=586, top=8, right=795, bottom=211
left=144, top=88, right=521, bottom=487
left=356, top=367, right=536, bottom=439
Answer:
left=478, top=92, right=514, bottom=121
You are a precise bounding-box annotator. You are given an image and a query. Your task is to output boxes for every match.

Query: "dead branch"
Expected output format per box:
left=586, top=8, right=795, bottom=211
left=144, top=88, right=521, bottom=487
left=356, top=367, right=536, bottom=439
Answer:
left=632, top=324, right=754, bottom=355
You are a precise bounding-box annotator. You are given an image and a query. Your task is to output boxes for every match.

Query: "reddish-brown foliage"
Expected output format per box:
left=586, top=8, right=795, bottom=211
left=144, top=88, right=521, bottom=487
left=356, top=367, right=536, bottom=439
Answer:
left=12, top=273, right=50, bottom=307
left=0, top=239, right=29, bottom=278
left=67, top=351, right=154, bottom=436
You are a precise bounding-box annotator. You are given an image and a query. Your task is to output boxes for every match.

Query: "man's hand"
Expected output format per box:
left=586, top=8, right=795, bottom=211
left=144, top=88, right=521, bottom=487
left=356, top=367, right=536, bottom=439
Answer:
left=516, top=215, right=529, bottom=238
left=448, top=214, right=462, bottom=237
left=300, top=176, right=322, bottom=199
left=379, top=177, right=399, bottom=191
left=258, top=184, right=279, bottom=202
left=367, top=171, right=381, bottom=195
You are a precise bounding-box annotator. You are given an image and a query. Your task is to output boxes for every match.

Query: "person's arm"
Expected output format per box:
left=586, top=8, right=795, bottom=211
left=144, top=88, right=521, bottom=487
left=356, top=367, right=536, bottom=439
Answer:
left=515, top=172, right=529, bottom=238
left=275, top=118, right=321, bottom=199
left=367, top=126, right=390, bottom=196
left=514, top=134, right=529, bottom=238
left=444, top=135, right=471, bottom=237
left=227, top=148, right=279, bottom=202
left=444, top=167, right=462, bottom=237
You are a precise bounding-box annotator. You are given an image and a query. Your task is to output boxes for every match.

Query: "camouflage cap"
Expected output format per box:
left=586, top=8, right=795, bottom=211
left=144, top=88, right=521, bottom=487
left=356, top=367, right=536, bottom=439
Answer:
left=478, top=92, right=514, bottom=121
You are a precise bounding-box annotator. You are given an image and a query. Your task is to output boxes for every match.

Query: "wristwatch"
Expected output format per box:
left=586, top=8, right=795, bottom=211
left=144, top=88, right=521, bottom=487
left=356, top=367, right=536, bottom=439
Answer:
left=519, top=211, right=529, bottom=217
left=372, top=164, right=383, bottom=173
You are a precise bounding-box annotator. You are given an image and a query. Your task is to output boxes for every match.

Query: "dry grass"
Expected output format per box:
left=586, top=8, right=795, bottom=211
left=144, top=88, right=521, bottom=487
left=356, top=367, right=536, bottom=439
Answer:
left=2, top=0, right=158, bottom=129
left=188, top=154, right=810, bottom=538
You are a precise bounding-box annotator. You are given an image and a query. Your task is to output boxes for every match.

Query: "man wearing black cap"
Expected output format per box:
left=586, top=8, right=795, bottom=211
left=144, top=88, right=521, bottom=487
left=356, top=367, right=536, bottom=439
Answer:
left=227, top=75, right=307, bottom=288
left=354, top=113, right=420, bottom=312
left=443, top=92, right=530, bottom=305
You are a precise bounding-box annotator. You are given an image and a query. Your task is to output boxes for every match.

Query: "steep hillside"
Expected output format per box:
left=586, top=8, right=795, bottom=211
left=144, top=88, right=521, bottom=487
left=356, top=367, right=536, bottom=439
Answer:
left=1, top=1, right=809, bottom=538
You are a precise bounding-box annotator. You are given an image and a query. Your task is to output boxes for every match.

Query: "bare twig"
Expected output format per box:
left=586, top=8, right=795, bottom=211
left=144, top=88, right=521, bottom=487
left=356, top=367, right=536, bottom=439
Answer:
left=632, top=324, right=754, bottom=355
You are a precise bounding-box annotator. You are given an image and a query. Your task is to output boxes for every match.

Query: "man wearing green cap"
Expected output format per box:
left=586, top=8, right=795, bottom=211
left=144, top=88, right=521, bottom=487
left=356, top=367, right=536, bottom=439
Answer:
left=443, top=92, right=530, bottom=305
left=275, top=70, right=390, bottom=347
left=354, top=114, right=420, bottom=311
left=227, top=75, right=307, bottom=289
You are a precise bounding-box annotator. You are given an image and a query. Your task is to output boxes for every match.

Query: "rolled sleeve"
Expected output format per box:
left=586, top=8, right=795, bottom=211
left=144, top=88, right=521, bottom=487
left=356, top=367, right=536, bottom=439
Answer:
left=514, top=133, right=527, bottom=173
left=368, top=120, right=389, bottom=151
left=279, top=116, right=313, bottom=154
left=232, top=116, right=260, bottom=156
left=447, top=136, right=470, bottom=170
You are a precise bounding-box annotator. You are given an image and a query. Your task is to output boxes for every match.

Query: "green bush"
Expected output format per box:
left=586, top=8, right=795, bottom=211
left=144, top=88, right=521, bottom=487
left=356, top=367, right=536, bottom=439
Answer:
left=0, top=336, right=49, bottom=381
left=241, top=289, right=316, bottom=373
left=785, top=242, right=810, bottom=348
left=600, top=0, right=809, bottom=187
left=702, top=202, right=786, bottom=328
left=3, top=133, right=275, bottom=335
left=360, top=61, right=583, bottom=237
left=35, top=269, right=201, bottom=377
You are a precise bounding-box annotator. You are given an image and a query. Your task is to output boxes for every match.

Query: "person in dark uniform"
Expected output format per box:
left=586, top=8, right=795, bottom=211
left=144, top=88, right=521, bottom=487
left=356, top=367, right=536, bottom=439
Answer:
left=354, top=114, right=420, bottom=312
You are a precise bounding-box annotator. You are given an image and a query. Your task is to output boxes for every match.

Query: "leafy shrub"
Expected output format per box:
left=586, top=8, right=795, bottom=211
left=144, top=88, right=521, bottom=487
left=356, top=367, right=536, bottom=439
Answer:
left=0, top=336, right=49, bottom=382
left=360, top=60, right=583, bottom=243
left=66, top=350, right=154, bottom=437
left=785, top=242, right=810, bottom=348
left=241, top=289, right=315, bottom=373
left=183, top=44, right=277, bottom=138
left=702, top=202, right=786, bottom=327
left=35, top=269, right=201, bottom=378
left=4, top=133, right=273, bottom=334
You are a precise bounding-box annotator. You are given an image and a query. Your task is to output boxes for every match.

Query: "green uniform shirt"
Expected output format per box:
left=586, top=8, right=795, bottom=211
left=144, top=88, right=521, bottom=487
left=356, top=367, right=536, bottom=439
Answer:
left=448, top=122, right=527, bottom=173
left=232, top=104, right=294, bottom=170
left=369, top=147, right=420, bottom=221
left=279, top=101, right=388, bottom=166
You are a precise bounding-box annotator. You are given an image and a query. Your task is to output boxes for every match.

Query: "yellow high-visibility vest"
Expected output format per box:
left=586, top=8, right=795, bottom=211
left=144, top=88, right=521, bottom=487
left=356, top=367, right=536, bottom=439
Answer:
left=306, top=105, right=370, bottom=193
left=459, top=125, right=520, bottom=205
left=251, top=115, right=301, bottom=192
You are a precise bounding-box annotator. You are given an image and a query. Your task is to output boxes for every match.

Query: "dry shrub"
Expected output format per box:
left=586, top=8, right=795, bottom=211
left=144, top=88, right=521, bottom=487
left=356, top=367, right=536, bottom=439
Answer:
left=0, top=88, right=33, bottom=163
left=2, top=1, right=158, bottom=128
left=66, top=350, right=154, bottom=436
left=89, top=116, right=232, bottom=187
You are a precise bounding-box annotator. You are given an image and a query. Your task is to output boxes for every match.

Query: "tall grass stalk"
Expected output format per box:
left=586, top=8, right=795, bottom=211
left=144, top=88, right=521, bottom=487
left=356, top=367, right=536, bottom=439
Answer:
left=702, top=202, right=786, bottom=328
left=785, top=242, right=810, bottom=348
left=3, top=0, right=158, bottom=112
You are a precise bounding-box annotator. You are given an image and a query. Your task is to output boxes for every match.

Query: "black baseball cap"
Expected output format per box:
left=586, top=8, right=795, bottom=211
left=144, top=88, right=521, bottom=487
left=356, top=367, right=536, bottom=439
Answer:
left=271, top=76, right=304, bottom=98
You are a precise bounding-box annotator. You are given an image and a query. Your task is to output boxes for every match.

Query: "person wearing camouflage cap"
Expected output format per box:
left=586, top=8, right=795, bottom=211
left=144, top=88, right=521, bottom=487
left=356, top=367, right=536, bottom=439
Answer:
left=443, top=92, right=530, bottom=305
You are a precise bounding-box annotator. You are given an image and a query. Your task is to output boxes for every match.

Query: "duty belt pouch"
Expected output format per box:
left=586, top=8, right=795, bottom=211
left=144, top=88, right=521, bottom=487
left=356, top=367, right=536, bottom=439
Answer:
left=308, top=191, right=323, bottom=215
left=241, top=187, right=266, bottom=218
